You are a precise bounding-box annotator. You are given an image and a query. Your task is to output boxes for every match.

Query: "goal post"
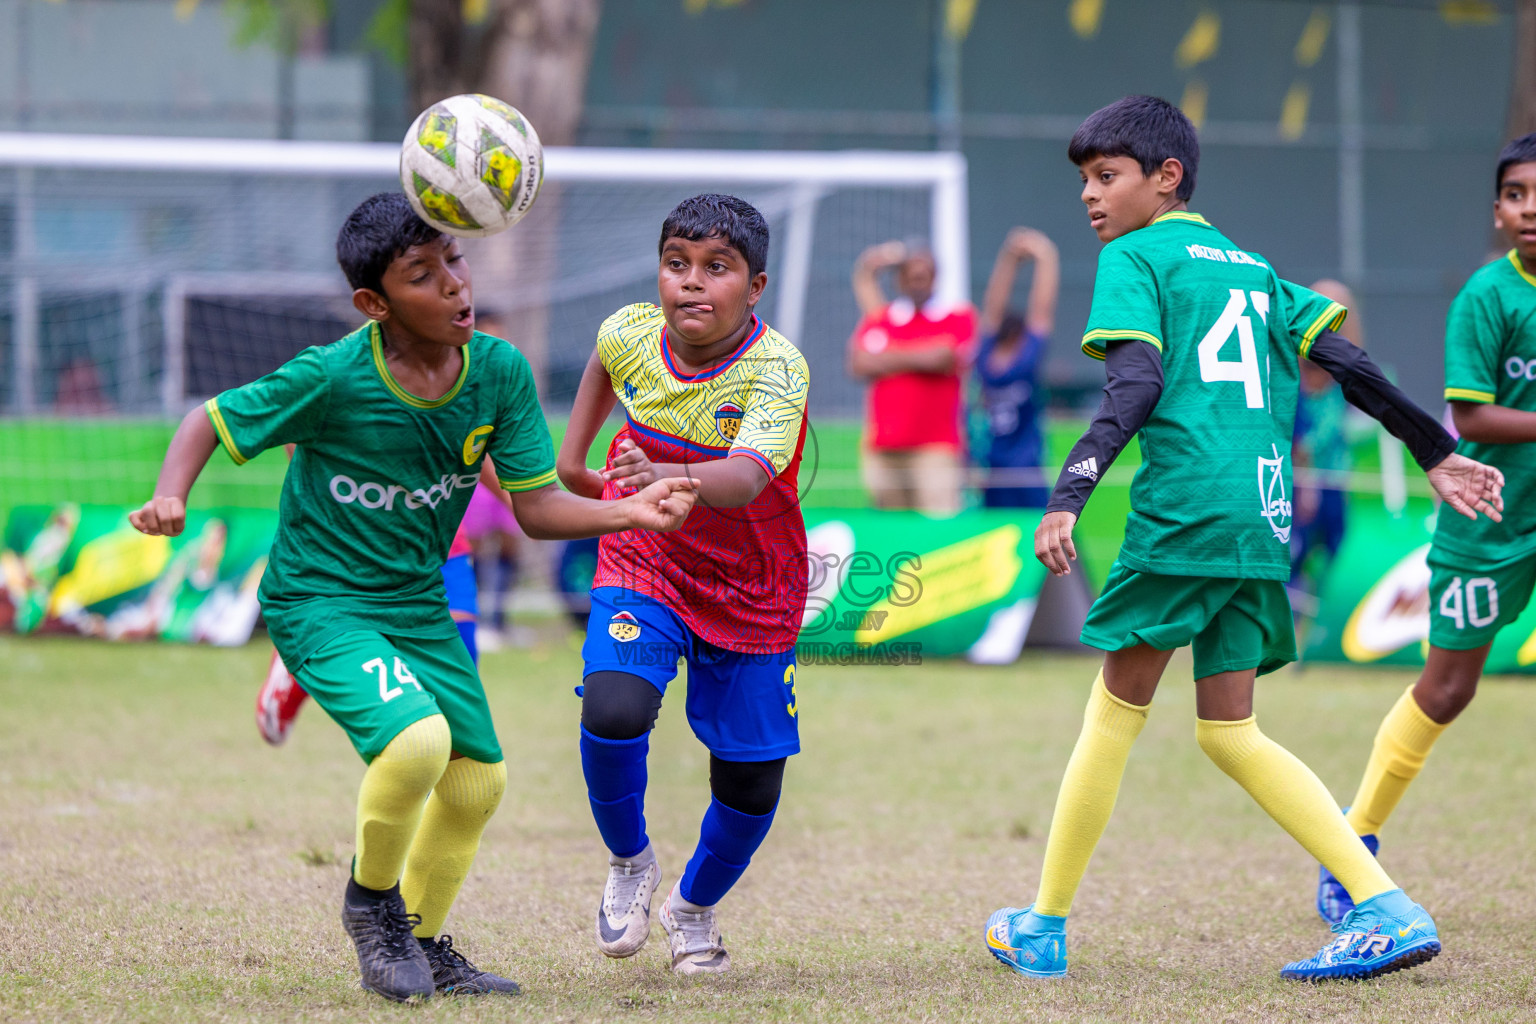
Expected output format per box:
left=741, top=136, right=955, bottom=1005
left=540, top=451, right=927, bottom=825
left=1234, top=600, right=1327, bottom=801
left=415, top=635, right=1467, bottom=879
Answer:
left=0, top=132, right=968, bottom=422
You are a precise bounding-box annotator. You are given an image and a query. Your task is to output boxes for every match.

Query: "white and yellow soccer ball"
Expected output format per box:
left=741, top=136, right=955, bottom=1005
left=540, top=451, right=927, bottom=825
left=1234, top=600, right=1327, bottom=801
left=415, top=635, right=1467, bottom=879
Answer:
left=399, top=93, right=543, bottom=238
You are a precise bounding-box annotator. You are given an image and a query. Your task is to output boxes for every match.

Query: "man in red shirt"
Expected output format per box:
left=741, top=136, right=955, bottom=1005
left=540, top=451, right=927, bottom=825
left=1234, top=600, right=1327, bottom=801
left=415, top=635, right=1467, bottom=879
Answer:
left=848, top=240, right=976, bottom=513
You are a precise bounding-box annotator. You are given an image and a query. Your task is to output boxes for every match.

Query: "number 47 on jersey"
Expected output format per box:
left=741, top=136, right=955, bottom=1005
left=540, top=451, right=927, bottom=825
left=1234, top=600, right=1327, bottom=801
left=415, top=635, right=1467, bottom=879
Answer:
left=1198, top=289, right=1271, bottom=410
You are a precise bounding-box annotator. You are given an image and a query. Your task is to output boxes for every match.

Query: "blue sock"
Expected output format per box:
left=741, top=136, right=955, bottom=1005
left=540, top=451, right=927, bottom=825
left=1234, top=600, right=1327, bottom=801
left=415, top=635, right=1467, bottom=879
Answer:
left=456, top=620, right=478, bottom=665
left=579, top=727, right=649, bottom=859
left=679, top=797, right=777, bottom=907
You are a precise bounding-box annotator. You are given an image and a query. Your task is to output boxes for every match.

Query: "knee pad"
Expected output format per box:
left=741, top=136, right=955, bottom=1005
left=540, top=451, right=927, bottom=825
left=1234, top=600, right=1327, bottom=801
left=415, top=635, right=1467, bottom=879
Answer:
left=709, top=755, right=785, bottom=817
left=581, top=671, right=664, bottom=740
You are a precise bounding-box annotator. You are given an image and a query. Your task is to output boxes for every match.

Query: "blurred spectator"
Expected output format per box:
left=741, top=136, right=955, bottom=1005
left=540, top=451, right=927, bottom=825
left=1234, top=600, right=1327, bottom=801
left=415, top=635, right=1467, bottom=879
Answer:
left=974, top=227, right=1059, bottom=508
left=1291, top=278, right=1361, bottom=602
left=847, top=240, right=975, bottom=513
left=463, top=480, right=526, bottom=650
left=54, top=359, right=114, bottom=413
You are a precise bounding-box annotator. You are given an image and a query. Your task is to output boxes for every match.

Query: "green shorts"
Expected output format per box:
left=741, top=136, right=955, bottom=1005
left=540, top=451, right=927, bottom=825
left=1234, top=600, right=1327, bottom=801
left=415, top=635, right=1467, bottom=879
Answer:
left=293, top=630, right=502, bottom=764
left=1081, top=561, right=1297, bottom=678
left=1426, top=548, right=1536, bottom=651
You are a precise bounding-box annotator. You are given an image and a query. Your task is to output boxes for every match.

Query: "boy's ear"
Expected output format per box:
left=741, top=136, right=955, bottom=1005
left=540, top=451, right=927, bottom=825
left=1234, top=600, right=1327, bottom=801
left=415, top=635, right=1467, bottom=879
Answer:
left=747, top=270, right=768, bottom=307
left=352, top=287, right=391, bottom=322
left=1156, top=157, right=1185, bottom=197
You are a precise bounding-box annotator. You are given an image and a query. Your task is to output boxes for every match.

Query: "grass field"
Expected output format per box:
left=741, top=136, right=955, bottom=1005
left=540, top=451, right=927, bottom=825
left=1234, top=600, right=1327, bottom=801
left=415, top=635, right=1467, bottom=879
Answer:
left=5, top=634, right=1536, bottom=1023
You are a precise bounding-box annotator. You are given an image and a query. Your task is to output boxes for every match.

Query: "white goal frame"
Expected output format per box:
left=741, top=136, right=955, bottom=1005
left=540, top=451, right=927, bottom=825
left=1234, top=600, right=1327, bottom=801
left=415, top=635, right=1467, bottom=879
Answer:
left=0, top=132, right=968, bottom=415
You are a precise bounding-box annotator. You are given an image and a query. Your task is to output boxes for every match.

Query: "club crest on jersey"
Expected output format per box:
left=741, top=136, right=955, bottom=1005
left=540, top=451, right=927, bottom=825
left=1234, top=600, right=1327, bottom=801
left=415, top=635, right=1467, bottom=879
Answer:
left=608, top=610, right=641, bottom=642
left=462, top=424, right=494, bottom=465
left=714, top=402, right=743, bottom=442
left=1257, top=443, right=1292, bottom=544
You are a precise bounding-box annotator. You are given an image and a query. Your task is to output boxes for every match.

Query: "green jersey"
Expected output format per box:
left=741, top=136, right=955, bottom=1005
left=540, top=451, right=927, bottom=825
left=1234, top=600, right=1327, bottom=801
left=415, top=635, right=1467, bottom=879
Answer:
left=1083, top=212, right=1346, bottom=580
left=205, top=323, right=556, bottom=665
left=1435, top=249, right=1536, bottom=562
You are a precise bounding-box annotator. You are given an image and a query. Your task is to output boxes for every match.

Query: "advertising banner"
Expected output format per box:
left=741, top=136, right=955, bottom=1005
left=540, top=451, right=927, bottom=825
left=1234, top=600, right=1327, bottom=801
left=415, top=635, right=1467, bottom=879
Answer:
left=2, top=503, right=1087, bottom=661
left=1, top=503, right=274, bottom=645
left=797, top=509, right=1089, bottom=664
left=1303, top=504, right=1536, bottom=674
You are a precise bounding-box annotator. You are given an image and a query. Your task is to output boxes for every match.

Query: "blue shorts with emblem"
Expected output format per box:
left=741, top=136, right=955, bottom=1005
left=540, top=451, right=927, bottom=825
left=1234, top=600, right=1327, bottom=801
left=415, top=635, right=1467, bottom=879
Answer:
left=581, top=586, right=800, bottom=761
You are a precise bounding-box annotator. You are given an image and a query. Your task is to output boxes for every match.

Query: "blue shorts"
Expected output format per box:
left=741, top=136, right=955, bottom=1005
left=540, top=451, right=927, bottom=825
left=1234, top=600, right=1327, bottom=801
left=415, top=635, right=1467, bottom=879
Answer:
left=442, top=554, right=478, bottom=617
left=582, top=587, right=800, bottom=761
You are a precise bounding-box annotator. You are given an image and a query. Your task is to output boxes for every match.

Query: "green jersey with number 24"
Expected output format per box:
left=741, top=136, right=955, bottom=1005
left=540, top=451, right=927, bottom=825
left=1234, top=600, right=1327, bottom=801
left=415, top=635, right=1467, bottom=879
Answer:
left=205, top=323, right=557, bottom=666
left=1082, top=211, right=1346, bottom=580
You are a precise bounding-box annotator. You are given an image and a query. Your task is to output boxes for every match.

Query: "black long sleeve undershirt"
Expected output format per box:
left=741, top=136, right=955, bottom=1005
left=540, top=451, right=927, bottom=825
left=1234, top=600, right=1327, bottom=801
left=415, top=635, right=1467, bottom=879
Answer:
left=1044, top=330, right=1458, bottom=518
left=1304, top=329, right=1457, bottom=471
left=1045, top=340, right=1163, bottom=517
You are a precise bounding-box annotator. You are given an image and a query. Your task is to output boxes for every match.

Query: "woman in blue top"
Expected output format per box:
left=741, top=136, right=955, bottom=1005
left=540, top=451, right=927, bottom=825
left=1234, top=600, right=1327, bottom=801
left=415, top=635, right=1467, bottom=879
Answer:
left=975, top=227, right=1059, bottom=507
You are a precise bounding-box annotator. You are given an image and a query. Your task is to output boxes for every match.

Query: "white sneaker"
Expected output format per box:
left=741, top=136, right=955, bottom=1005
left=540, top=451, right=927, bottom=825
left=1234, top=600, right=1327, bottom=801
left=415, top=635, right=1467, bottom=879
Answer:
left=595, top=845, right=661, bottom=958
left=658, top=882, right=730, bottom=975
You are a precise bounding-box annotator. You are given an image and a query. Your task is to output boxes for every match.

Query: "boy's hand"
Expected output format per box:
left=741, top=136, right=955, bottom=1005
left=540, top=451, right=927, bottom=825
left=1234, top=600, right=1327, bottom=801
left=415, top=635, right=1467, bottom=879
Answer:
left=1034, top=510, right=1078, bottom=576
left=603, top=438, right=658, bottom=494
left=129, top=496, right=187, bottom=537
left=620, top=477, right=701, bottom=532
left=1427, top=453, right=1505, bottom=522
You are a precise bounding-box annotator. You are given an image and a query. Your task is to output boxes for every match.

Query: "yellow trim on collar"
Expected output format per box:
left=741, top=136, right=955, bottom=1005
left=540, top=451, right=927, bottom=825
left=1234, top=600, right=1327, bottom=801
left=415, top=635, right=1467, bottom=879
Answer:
left=1507, top=249, right=1536, bottom=289
left=1444, top=387, right=1495, bottom=404
left=1152, top=211, right=1211, bottom=227
left=369, top=322, right=470, bottom=410
left=204, top=398, right=248, bottom=465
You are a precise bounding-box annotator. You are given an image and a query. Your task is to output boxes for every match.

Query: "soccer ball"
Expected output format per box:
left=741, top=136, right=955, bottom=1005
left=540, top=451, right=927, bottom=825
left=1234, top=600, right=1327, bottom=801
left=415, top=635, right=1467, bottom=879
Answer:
left=399, top=93, right=544, bottom=238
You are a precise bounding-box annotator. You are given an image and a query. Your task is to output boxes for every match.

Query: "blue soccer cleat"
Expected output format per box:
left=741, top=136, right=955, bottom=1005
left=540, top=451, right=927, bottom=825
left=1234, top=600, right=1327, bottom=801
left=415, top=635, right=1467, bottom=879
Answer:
left=1282, top=888, right=1440, bottom=982
left=984, top=905, right=1068, bottom=978
left=1316, top=808, right=1380, bottom=926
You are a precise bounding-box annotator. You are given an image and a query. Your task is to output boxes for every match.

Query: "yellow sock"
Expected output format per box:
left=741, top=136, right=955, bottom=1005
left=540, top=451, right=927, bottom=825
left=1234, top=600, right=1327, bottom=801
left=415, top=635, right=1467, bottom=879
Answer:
left=1034, top=671, right=1149, bottom=917
left=1197, top=716, right=1394, bottom=904
left=353, top=715, right=452, bottom=891
left=1345, top=686, right=1448, bottom=836
left=402, top=756, right=507, bottom=937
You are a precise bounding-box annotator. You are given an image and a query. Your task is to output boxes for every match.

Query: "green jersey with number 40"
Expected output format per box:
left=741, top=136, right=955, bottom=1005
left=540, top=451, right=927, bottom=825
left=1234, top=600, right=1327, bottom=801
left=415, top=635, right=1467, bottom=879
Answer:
left=1083, top=212, right=1346, bottom=580
left=205, top=323, right=556, bottom=665
left=1435, top=250, right=1536, bottom=563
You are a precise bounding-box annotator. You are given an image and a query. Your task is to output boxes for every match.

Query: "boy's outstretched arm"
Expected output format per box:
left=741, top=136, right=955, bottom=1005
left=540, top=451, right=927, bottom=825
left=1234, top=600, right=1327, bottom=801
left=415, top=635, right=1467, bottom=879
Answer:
left=557, top=348, right=620, bottom=499
left=1306, top=329, right=1504, bottom=521
left=509, top=477, right=699, bottom=540
left=1035, top=340, right=1164, bottom=576
left=129, top=406, right=220, bottom=537
left=603, top=438, right=769, bottom=508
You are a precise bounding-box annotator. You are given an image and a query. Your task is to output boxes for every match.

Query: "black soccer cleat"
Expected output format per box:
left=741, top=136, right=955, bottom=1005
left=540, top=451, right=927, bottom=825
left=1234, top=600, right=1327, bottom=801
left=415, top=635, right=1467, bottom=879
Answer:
left=340, top=879, right=435, bottom=1003
left=419, top=934, right=522, bottom=995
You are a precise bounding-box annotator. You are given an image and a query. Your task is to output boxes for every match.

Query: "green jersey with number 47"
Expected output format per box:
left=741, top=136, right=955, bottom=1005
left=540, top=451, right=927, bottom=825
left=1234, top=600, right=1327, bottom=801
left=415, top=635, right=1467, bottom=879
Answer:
left=1083, top=212, right=1346, bottom=580
left=1435, top=250, right=1536, bottom=563
left=205, top=322, right=556, bottom=666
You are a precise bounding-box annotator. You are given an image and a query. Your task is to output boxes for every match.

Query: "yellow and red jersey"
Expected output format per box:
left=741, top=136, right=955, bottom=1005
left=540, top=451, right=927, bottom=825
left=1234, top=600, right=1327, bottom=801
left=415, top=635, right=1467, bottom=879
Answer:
left=592, top=303, right=810, bottom=653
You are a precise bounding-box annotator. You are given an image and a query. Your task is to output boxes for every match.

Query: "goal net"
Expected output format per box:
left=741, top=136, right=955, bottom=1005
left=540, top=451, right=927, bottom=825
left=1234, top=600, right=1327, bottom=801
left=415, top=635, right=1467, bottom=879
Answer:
left=0, top=133, right=969, bottom=516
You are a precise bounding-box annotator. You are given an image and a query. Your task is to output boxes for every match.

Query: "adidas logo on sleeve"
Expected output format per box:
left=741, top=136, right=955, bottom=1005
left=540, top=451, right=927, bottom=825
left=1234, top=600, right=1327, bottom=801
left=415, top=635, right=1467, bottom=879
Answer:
left=1066, top=457, right=1099, bottom=481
